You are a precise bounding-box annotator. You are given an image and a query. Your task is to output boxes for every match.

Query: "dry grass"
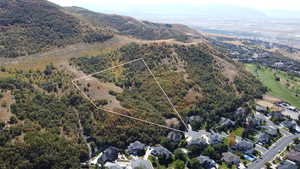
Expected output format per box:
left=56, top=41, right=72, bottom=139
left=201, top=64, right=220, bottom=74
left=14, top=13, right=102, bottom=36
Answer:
left=0, top=90, right=14, bottom=121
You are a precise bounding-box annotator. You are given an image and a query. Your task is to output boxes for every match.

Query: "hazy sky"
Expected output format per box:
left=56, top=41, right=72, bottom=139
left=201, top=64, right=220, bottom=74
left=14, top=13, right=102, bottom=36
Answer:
left=49, top=0, right=300, bottom=11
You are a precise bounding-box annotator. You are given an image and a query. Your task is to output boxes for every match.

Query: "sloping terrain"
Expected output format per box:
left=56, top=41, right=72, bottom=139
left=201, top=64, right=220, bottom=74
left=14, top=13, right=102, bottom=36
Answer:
left=72, top=43, right=267, bottom=130
left=0, top=0, right=113, bottom=58
left=65, top=7, right=204, bottom=42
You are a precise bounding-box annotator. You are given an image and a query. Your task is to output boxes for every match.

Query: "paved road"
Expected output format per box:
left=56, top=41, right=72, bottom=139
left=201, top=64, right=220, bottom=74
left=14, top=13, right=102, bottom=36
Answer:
left=247, top=134, right=300, bottom=169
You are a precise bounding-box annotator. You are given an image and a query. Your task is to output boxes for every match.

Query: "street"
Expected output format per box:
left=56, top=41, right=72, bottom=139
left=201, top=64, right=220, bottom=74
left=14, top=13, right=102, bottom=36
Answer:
left=247, top=134, right=300, bottom=169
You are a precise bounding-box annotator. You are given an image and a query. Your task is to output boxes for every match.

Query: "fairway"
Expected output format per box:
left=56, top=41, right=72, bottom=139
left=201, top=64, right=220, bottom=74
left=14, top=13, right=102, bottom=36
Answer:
left=245, top=64, right=300, bottom=109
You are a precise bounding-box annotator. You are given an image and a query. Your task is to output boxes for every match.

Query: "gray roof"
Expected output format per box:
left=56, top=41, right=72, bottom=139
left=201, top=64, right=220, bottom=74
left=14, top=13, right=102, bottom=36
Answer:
left=167, top=131, right=183, bottom=142
left=130, top=159, right=153, bottom=169
left=278, top=160, right=298, bottom=169
left=220, top=117, right=236, bottom=127
left=256, top=133, right=271, bottom=144
left=126, top=141, right=146, bottom=156
left=264, top=126, right=278, bottom=136
left=151, top=146, right=172, bottom=159
left=234, top=140, right=254, bottom=152
left=294, top=143, right=300, bottom=152
left=235, top=107, right=246, bottom=115
left=98, top=147, right=119, bottom=163
left=282, top=120, right=297, bottom=129
left=255, top=105, right=268, bottom=113
left=221, top=152, right=240, bottom=165
left=287, top=151, right=300, bottom=163
left=197, top=155, right=217, bottom=169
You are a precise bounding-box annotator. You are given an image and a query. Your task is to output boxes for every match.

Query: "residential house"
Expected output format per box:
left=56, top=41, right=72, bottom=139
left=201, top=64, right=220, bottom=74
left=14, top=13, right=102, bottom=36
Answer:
left=256, top=133, right=271, bottom=145
left=196, top=155, right=217, bottom=169
left=126, top=141, right=146, bottom=156
left=255, top=105, right=268, bottom=113
left=294, top=143, right=300, bottom=152
left=282, top=120, right=300, bottom=133
left=219, top=117, right=236, bottom=128
left=287, top=151, right=300, bottom=163
left=233, top=140, right=255, bottom=154
left=130, top=159, right=153, bottom=169
left=221, top=152, right=240, bottom=166
left=277, top=160, right=298, bottom=169
left=167, top=131, right=183, bottom=143
left=98, top=147, right=119, bottom=164
left=185, top=130, right=210, bottom=146
left=234, top=107, right=246, bottom=116
left=151, top=146, right=172, bottom=160
left=270, top=111, right=284, bottom=122
left=263, top=126, right=279, bottom=137
left=208, top=132, right=225, bottom=144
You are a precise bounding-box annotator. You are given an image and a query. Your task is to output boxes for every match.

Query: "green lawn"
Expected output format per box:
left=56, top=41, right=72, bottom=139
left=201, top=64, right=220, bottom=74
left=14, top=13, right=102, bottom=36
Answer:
left=245, top=64, right=300, bottom=109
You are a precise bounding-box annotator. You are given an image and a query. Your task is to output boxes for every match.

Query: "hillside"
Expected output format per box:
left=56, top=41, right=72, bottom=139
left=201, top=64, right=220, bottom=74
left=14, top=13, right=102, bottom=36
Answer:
left=0, top=0, right=113, bottom=58
left=0, top=1, right=270, bottom=168
left=65, top=7, right=204, bottom=42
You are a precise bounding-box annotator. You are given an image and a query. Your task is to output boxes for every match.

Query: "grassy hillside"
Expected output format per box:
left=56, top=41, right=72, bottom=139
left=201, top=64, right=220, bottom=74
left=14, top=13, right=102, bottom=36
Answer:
left=72, top=43, right=267, bottom=131
left=246, top=64, right=300, bottom=109
left=0, top=0, right=113, bottom=58
left=65, top=7, right=204, bottom=42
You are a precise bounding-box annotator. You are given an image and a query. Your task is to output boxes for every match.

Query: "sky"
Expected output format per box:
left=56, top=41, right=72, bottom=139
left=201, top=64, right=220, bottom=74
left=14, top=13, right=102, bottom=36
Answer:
left=49, top=0, right=300, bottom=11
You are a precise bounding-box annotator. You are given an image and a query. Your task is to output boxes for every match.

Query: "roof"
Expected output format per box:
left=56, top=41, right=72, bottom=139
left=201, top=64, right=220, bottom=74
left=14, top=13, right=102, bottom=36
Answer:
left=126, top=141, right=146, bottom=156
left=263, top=126, right=278, bottom=136
left=151, top=146, right=172, bottom=159
left=130, top=159, right=153, bottom=169
left=196, top=155, right=217, bottom=169
left=294, top=143, right=300, bottom=152
left=282, top=120, right=297, bottom=129
left=256, top=133, right=270, bottom=144
left=221, top=152, right=240, bottom=165
left=220, top=117, right=236, bottom=127
left=287, top=151, right=300, bottom=163
left=278, top=160, right=298, bottom=169
left=234, top=140, right=254, bottom=152
left=255, top=105, right=268, bottom=113
left=167, top=131, right=183, bottom=142
left=235, top=107, right=246, bottom=115
left=98, top=147, right=119, bottom=163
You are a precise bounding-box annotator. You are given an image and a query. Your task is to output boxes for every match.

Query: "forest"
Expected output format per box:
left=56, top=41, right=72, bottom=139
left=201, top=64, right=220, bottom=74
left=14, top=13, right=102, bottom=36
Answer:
left=0, top=0, right=113, bottom=58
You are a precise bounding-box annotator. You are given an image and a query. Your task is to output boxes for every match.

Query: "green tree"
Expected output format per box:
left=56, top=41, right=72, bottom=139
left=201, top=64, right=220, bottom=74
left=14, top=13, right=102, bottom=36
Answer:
left=173, top=160, right=185, bottom=169
left=189, top=158, right=201, bottom=169
left=174, top=149, right=188, bottom=162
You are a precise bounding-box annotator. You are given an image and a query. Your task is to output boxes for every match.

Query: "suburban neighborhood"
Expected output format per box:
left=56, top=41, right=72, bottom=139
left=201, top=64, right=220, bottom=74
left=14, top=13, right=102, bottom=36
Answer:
left=81, top=101, right=300, bottom=169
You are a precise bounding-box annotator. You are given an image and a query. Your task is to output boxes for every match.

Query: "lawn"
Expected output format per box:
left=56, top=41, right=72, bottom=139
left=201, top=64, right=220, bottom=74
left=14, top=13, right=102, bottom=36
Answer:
left=245, top=64, right=300, bottom=109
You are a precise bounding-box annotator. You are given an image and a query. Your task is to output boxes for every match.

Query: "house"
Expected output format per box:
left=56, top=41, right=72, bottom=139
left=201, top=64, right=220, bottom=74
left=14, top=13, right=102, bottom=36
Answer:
left=287, top=151, right=300, bottom=163
left=281, top=120, right=300, bottom=133
left=219, top=117, right=236, bottom=128
left=233, top=140, right=255, bottom=153
left=98, top=147, right=119, bottom=164
left=187, top=115, right=203, bottom=124
left=263, top=126, right=279, bottom=136
left=221, top=152, right=240, bottom=166
left=270, top=111, right=284, bottom=121
left=235, top=107, right=246, bottom=116
left=277, top=160, right=298, bottom=169
left=247, top=116, right=265, bottom=129
left=256, top=133, right=271, bottom=145
left=151, top=146, right=172, bottom=159
left=167, top=131, right=183, bottom=143
left=104, top=163, right=124, bottom=169
left=294, top=143, right=300, bottom=152
left=255, top=105, right=268, bottom=113
left=130, top=159, right=153, bottom=169
left=126, top=141, right=146, bottom=156
left=185, top=130, right=210, bottom=146
left=196, top=155, right=217, bottom=169
left=208, top=132, right=224, bottom=144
